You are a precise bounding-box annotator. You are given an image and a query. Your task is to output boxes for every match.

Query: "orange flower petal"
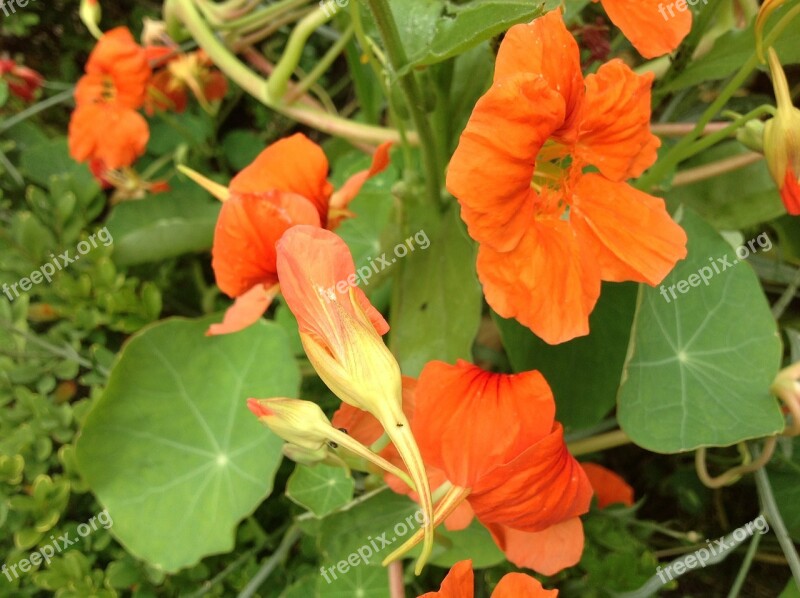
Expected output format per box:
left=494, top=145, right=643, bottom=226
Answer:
left=581, top=463, right=635, bottom=509
left=276, top=226, right=389, bottom=339
left=598, top=0, right=692, bottom=58
left=487, top=518, right=585, bottom=576
left=469, top=423, right=593, bottom=532
left=447, top=74, right=566, bottom=252
left=413, top=360, right=556, bottom=488
left=329, top=142, right=392, bottom=213
left=476, top=218, right=601, bottom=345
left=229, top=133, right=334, bottom=223
left=782, top=168, right=800, bottom=215
left=494, top=10, right=584, bottom=139
left=575, top=60, right=660, bottom=181
left=68, top=103, right=149, bottom=170
left=211, top=191, right=321, bottom=298
left=571, top=174, right=687, bottom=285
left=418, top=560, right=474, bottom=598
left=206, top=283, right=279, bottom=336
left=493, top=572, right=559, bottom=598
left=84, top=27, right=151, bottom=109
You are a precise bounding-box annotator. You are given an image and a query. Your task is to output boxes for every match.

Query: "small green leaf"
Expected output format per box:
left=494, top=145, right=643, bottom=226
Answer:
left=76, top=317, right=300, bottom=572
left=617, top=209, right=784, bottom=453
left=287, top=464, right=355, bottom=518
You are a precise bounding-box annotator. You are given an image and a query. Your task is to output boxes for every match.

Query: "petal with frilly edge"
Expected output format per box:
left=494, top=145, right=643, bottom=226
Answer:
left=487, top=518, right=585, bottom=576
left=575, top=60, right=660, bottom=181
left=570, top=174, right=687, bottom=286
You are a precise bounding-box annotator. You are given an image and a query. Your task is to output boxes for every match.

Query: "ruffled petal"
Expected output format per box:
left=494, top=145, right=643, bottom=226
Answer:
left=476, top=218, right=601, bottom=345
left=84, top=27, right=151, bottom=109
left=469, top=423, right=593, bottom=531
left=447, top=73, right=566, bottom=253
left=494, top=9, right=584, bottom=138
left=487, top=518, right=585, bottom=576
left=229, top=133, right=334, bottom=223
left=419, top=560, right=474, bottom=598
left=575, top=60, right=660, bottom=181
left=413, top=360, right=556, bottom=488
left=211, top=191, right=321, bottom=298
left=598, top=0, right=692, bottom=58
left=68, top=104, right=149, bottom=169
left=581, top=463, right=635, bottom=509
left=571, top=174, right=687, bottom=285
left=206, top=283, right=279, bottom=336
left=493, top=572, right=559, bottom=598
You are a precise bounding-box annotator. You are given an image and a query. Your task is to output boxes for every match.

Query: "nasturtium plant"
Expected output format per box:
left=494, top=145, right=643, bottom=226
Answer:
left=3, top=0, right=800, bottom=595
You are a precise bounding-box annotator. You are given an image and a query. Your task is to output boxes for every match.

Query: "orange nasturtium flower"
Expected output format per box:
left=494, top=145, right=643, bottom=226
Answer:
left=68, top=27, right=151, bottom=170
left=274, top=225, right=435, bottom=572
left=352, top=360, right=593, bottom=576
left=447, top=10, right=687, bottom=345
left=205, top=133, right=390, bottom=336
left=145, top=48, right=228, bottom=115
left=593, top=0, right=692, bottom=58
left=419, top=559, right=557, bottom=598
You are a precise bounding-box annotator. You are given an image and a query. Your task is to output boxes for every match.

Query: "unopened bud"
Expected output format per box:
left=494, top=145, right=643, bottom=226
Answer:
left=80, top=0, right=103, bottom=39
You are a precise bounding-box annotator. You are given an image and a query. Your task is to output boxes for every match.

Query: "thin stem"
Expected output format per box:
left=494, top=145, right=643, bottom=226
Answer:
left=237, top=526, right=301, bottom=598
left=672, top=152, right=763, bottom=187
left=0, top=88, right=74, bottom=135
left=726, top=530, right=762, bottom=598
left=285, top=25, right=354, bottom=103
left=753, top=448, right=800, bottom=588
left=388, top=560, right=405, bottom=598
left=568, top=429, right=631, bottom=457
left=772, top=266, right=800, bottom=320
left=651, top=122, right=730, bottom=137
left=365, top=0, right=442, bottom=206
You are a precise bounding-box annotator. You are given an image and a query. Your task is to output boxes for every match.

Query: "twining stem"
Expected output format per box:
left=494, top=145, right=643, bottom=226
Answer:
left=286, top=24, right=354, bottom=103
left=365, top=0, right=443, bottom=206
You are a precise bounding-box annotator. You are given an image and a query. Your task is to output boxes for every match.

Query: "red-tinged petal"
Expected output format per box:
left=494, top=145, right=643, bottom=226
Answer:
left=581, top=463, right=635, bottom=509
left=329, top=142, right=392, bottom=215
left=332, top=376, right=417, bottom=446
left=68, top=104, right=149, bottom=169
left=276, top=226, right=389, bottom=339
left=781, top=168, right=800, bottom=215
left=598, top=0, right=692, bottom=58
left=414, top=361, right=556, bottom=488
left=211, top=191, right=321, bottom=298
left=571, top=174, right=687, bottom=285
left=575, top=60, right=660, bottom=180
left=206, top=283, right=279, bottom=336
left=494, top=10, right=584, bottom=139
left=203, top=70, right=228, bottom=102
left=477, top=217, right=601, bottom=345
left=469, top=423, right=593, bottom=531
left=229, top=133, right=334, bottom=223
left=487, top=518, right=584, bottom=576
left=418, top=560, right=474, bottom=598
left=447, top=74, right=566, bottom=253
left=492, top=573, right=559, bottom=598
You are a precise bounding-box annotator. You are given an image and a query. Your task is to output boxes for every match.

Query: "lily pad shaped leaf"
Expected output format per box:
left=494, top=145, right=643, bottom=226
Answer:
left=618, top=209, right=784, bottom=453
left=76, top=317, right=299, bottom=572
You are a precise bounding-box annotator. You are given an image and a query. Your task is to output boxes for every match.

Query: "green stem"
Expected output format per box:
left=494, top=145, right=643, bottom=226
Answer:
left=287, top=25, right=354, bottom=102
left=267, top=4, right=335, bottom=100
left=568, top=429, right=631, bottom=457
left=0, top=88, right=74, bottom=135
left=683, top=106, right=773, bottom=156
left=753, top=452, right=800, bottom=588
left=237, top=526, right=301, bottom=598
left=726, top=530, right=762, bottom=598
left=365, top=0, right=442, bottom=206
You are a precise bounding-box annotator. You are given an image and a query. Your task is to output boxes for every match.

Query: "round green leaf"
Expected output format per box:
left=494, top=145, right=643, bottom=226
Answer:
left=76, top=317, right=300, bottom=572
left=618, top=209, right=784, bottom=453
left=286, top=464, right=355, bottom=518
